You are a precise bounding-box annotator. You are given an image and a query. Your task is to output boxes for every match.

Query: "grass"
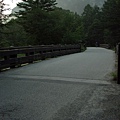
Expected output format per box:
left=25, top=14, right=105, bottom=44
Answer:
left=17, top=54, right=25, bottom=58
left=81, top=45, right=87, bottom=52
left=111, top=71, right=117, bottom=81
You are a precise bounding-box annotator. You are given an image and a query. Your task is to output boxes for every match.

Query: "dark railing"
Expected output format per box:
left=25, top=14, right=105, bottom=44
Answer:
left=0, top=44, right=81, bottom=71
left=100, top=44, right=109, bottom=49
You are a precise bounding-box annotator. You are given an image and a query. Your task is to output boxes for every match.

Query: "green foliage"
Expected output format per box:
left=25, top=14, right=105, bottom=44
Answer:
left=87, top=19, right=103, bottom=46
left=81, top=4, right=103, bottom=46
left=1, top=0, right=119, bottom=48
left=2, top=19, right=28, bottom=46
left=56, top=9, right=82, bottom=44
left=80, top=0, right=120, bottom=47
left=111, top=71, right=117, bottom=81
left=103, top=29, right=112, bottom=45
left=0, top=0, right=8, bottom=26
left=14, top=0, right=59, bottom=45
left=0, top=0, right=9, bottom=47
left=13, top=0, right=83, bottom=45
left=102, top=0, right=120, bottom=46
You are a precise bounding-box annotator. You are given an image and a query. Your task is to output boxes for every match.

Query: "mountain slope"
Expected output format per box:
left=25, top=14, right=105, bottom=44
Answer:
left=56, top=0, right=105, bottom=14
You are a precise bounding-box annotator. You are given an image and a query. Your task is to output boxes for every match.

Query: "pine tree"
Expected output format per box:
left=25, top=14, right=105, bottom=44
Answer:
left=0, top=0, right=7, bottom=27
left=0, top=0, right=9, bottom=47
left=14, top=0, right=57, bottom=45
left=102, top=0, right=120, bottom=46
left=81, top=4, right=102, bottom=46
left=15, top=0, right=57, bottom=17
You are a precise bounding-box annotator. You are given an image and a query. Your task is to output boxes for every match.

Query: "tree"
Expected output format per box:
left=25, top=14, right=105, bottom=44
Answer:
left=103, top=29, right=113, bottom=46
left=53, top=9, right=82, bottom=44
left=61, top=12, right=82, bottom=44
left=2, top=19, right=28, bottom=46
left=14, top=0, right=83, bottom=45
left=81, top=4, right=93, bottom=34
left=0, top=0, right=9, bottom=47
left=0, top=0, right=7, bottom=26
left=14, top=0, right=58, bottom=45
left=102, top=0, right=120, bottom=46
left=87, top=19, right=103, bottom=46
left=81, top=4, right=103, bottom=46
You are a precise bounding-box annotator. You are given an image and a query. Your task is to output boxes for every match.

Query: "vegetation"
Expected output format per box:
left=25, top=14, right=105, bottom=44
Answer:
left=111, top=71, right=117, bottom=81
left=0, top=0, right=120, bottom=48
left=0, top=0, right=9, bottom=46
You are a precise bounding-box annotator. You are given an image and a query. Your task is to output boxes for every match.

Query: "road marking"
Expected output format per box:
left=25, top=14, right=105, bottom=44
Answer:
left=0, top=74, right=111, bottom=85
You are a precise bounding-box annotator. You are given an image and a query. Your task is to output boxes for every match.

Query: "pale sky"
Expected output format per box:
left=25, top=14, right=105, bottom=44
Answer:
left=3, top=0, right=22, bottom=14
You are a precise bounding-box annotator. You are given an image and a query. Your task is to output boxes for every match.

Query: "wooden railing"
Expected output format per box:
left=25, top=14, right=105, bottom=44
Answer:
left=0, top=44, right=81, bottom=70
left=100, top=44, right=109, bottom=49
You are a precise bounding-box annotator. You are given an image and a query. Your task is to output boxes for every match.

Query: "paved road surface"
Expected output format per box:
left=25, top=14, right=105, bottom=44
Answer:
left=0, top=47, right=120, bottom=120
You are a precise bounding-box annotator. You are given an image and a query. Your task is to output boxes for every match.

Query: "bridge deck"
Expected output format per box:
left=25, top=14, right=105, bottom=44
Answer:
left=0, top=47, right=119, bottom=120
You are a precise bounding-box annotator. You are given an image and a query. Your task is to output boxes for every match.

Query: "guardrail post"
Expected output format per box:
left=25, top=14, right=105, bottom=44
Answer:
left=117, top=43, right=120, bottom=84
left=10, top=54, right=17, bottom=68
left=80, top=44, right=82, bottom=52
left=9, top=54, right=17, bottom=68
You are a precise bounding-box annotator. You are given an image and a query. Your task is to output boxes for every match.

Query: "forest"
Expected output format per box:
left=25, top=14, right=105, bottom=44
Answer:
left=0, top=0, right=120, bottom=48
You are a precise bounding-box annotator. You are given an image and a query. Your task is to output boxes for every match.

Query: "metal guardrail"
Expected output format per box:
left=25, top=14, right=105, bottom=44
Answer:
left=0, top=44, right=81, bottom=71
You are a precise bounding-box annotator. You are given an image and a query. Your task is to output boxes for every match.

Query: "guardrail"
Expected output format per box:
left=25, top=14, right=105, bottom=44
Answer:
left=100, top=44, right=109, bottom=49
left=0, top=44, right=81, bottom=71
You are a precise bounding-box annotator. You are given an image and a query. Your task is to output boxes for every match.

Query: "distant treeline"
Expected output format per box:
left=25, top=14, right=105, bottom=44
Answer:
left=0, top=0, right=120, bottom=48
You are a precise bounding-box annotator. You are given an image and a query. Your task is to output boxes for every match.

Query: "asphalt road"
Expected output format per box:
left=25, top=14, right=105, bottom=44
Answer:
left=1, top=47, right=119, bottom=120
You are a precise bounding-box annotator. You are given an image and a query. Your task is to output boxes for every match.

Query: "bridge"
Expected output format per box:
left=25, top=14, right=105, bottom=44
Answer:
left=0, top=47, right=120, bottom=120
